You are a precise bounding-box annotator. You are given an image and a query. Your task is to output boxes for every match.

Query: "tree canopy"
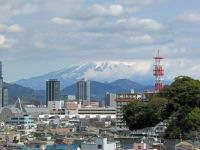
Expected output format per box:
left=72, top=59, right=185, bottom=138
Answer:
left=122, top=76, right=200, bottom=139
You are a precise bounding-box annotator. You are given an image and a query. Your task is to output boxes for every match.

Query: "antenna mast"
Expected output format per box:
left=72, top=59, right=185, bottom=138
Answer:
left=153, top=49, right=164, bottom=92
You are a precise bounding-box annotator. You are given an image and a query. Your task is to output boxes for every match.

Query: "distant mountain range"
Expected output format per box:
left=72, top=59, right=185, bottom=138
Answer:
left=5, top=79, right=154, bottom=105
left=8, top=61, right=169, bottom=104
left=13, top=61, right=156, bottom=90
left=61, top=79, right=154, bottom=100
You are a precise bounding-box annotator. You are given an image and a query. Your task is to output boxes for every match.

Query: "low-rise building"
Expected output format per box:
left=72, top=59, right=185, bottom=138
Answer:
left=24, top=140, right=46, bottom=150
left=65, top=101, right=79, bottom=110
left=46, top=144, right=80, bottom=150
left=6, top=115, right=35, bottom=129
left=25, top=107, right=50, bottom=117
left=81, top=137, right=116, bottom=150
left=143, top=91, right=155, bottom=103
left=78, top=107, right=116, bottom=118
left=129, top=143, right=157, bottom=150
left=48, top=100, right=65, bottom=111
left=0, top=132, right=20, bottom=143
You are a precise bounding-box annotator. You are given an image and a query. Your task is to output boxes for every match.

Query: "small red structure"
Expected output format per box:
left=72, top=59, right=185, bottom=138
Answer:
left=153, top=49, right=164, bottom=92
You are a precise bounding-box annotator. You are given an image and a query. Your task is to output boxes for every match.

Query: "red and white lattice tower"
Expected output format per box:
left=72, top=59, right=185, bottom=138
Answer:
left=153, top=49, right=164, bottom=92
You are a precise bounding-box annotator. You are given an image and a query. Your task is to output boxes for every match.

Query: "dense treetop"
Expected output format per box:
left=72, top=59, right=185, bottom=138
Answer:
left=122, top=76, right=200, bottom=139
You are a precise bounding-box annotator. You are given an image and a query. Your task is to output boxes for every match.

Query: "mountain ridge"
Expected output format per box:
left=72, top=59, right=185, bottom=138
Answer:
left=13, top=61, right=156, bottom=90
left=61, top=79, right=154, bottom=100
left=6, top=78, right=154, bottom=104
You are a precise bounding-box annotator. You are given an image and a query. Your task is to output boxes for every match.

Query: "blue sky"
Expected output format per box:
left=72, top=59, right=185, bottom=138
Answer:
left=1, top=0, right=200, bottom=82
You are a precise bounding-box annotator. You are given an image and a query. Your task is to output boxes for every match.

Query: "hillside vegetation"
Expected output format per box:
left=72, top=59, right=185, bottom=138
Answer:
left=122, top=76, right=200, bottom=139
left=4, top=82, right=45, bottom=105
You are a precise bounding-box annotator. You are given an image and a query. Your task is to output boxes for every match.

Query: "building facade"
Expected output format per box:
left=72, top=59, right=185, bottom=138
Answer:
left=65, top=101, right=79, bottom=110
left=115, top=93, right=142, bottom=128
left=105, top=92, right=116, bottom=108
left=48, top=100, right=64, bottom=111
left=76, top=78, right=90, bottom=105
left=2, top=88, right=8, bottom=107
left=6, top=115, right=35, bottom=129
left=0, top=61, right=3, bottom=108
left=78, top=107, right=116, bottom=119
left=60, top=95, right=76, bottom=101
left=81, top=137, right=116, bottom=150
left=143, top=91, right=154, bottom=101
left=46, top=79, right=60, bottom=105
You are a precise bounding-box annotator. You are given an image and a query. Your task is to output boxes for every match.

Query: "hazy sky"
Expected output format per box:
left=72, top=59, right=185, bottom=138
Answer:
left=1, top=0, right=200, bottom=82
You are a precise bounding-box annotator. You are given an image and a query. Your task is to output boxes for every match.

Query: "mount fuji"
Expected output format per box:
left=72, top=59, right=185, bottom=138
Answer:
left=14, top=61, right=155, bottom=90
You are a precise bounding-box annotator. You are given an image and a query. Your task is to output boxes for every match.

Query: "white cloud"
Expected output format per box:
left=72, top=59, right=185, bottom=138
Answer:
left=50, top=17, right=73, bottom=24
left=0, top=2, right=38, bottom=22
left=92, top=4, right=124, bottom=17
left=0, top=35, right=6, bottom=45
left=7, top=24, right=24, bottom=32
left=128, top=17, right=162, bottom=31
left=174, top=48, right=186, bottom=54
left=130, top=34, right=153, bottom=43
left=0, top=34, right=17, bottom=48
left=115, top=17, right=162, bottom=31
left=160, top=46, right=187, bottom=56
left=34, top=41, right=46, bottom=49
left=174, top=10, right=200, bottom=24
left=116, top=19, right=127, bottom=24
left=12, top=3, right=38, bottom=16
left=0, top=24, right=24, bottom=33
left=119, top=0, right=163, bottom=5
left=82, top=16, right=162, bottom=35
left=164, top=59, right=200, bottom=81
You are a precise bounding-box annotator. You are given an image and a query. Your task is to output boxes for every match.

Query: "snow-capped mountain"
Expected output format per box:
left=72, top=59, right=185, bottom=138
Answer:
left=14, top=61, right=155, bottom=90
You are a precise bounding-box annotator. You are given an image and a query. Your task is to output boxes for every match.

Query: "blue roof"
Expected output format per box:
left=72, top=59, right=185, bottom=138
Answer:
left=18, top=147, right=28, bottom=150
left=45, top=144, right=79, bottom=150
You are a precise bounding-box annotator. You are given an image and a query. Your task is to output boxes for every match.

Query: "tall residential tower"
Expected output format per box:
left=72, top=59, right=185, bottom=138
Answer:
left=46, top=79, right=60, bottom=106
left=105, top=92, right=116, bottom=108
left=77, top=78, right=90, bottom=105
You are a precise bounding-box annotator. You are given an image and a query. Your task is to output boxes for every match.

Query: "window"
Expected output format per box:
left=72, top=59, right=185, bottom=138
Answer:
left=97, top=145, right=102, bottom=149
left=138, top=146, right=141, bottom=150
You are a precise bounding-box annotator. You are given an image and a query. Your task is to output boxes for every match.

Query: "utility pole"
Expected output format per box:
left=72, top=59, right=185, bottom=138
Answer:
left=167, top=92, right=170, bottom=117
left=195, top=131, right=198, bottom=148
left=160, top=137, right=162, bottom=150
left=180, top=133, right=182, bottom=143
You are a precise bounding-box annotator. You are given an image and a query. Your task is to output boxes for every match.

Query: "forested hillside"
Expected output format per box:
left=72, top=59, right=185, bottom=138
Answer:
left=122, top=76, right=200, bottom=139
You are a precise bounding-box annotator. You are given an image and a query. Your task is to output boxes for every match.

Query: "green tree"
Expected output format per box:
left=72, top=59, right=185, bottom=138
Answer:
left=169, top=76, right=200, bottom=107
left=122, top=101, right=147, bottom=130
left=122, top=76, right=200, bottom=139
left=122, top=97, right=167, bottom=130
left=182, top=107, right=200, bottom=131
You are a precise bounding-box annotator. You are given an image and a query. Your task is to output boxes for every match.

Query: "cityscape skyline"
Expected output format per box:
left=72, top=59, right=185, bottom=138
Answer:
left=0, top=0, right=200, bottom=82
